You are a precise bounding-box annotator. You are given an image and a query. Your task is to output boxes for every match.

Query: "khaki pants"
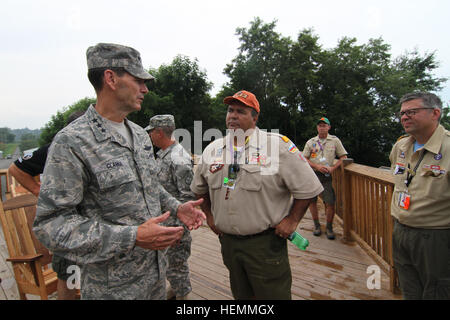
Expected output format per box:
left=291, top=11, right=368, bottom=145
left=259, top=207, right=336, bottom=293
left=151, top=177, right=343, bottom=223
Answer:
left=393, top=220, right=450, bottom=300
left=219, top=229, right=292, bottom=300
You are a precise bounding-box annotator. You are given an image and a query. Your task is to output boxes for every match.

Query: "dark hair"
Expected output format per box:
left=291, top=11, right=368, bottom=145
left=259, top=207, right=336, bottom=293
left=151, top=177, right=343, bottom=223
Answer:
left=227, top=101, right=259, bottom=120
left=87, top=67, right=127, bottom=92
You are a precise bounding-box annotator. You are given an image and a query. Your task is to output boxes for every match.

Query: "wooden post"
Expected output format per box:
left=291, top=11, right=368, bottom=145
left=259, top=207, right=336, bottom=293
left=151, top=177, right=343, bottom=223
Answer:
left=341, top=158, right=354, bottom=242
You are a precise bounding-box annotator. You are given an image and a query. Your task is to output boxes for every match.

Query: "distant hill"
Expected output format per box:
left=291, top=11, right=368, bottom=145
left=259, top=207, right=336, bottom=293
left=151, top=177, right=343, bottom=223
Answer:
left=11, top=128, right=41, bottom=141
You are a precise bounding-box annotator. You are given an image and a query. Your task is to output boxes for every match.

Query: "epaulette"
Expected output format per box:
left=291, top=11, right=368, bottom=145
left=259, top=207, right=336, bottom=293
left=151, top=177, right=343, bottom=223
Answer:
left=396, top=134, right=409, bottom=142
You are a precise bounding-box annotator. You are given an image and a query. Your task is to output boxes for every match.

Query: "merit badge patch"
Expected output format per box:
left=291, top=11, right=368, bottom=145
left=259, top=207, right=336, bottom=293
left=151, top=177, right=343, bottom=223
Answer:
left=288, top=143, right=298, bottom=153
left=434, top=153, right=442, bottom=160
left=209, top=163, right=224, bottom=174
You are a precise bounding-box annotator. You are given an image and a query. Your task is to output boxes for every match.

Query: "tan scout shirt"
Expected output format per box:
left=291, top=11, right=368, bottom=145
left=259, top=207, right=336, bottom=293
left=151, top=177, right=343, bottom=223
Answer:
left=191, top=127, right=323, bottom=236
left=303, top=134, right=347, bottom=168
left=389, top=124, right=450, bottom=229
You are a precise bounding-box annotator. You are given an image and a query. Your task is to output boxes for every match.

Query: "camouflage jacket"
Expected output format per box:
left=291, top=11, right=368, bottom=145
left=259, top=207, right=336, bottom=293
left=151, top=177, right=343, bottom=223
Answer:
left=156, top=142, right=195, bottom=203
left=33, top=105, right=181, bottom=299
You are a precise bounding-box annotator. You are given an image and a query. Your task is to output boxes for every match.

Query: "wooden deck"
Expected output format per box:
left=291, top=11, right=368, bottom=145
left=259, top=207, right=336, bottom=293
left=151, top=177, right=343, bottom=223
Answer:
left=0, top=207, right=401, bottom=300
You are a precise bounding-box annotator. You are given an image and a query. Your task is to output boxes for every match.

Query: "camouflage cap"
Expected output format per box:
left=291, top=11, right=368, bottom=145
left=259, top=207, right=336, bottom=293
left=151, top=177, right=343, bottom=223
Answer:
left=86, top=43, right=155, bottom=81
left=145, top=114, right=175, bottom=131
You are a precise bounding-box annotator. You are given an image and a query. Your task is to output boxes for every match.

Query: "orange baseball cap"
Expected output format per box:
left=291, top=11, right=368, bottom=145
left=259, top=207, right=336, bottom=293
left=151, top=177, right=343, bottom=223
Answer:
left=223, top=90, right=260, bottom=113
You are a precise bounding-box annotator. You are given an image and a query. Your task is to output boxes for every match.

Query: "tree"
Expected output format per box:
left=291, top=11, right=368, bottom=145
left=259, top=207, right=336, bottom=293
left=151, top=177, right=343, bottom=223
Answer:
left=223, top=18, right=292, bottom=135
left=39, top=97, right=94, bottom=145
left=127, top=55, right=214, bottom=152
left=19, top=132, right=39, bottom=151
left=223, top=18, right=447, bottom=167
left=0, top=127, right=16, bottom=144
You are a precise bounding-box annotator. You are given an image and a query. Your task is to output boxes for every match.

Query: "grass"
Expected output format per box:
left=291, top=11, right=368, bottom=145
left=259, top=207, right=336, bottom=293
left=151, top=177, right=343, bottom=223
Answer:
left=0, top=143, right=18, bottom=156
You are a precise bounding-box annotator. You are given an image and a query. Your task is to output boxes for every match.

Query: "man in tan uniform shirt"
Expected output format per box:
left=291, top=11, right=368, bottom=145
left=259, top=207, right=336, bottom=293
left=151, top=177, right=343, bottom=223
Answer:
left=390, top=92, right=450, bottom=300
left=191, top=90, right=323, bottom=299
left=303, top=117, right=348, bottom=239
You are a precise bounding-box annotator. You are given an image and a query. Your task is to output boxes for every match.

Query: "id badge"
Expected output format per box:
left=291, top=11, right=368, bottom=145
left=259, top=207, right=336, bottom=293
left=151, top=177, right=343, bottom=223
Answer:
left=223, top=177, right=236, bottom=190
left=398, top=192, right=411, bottom=210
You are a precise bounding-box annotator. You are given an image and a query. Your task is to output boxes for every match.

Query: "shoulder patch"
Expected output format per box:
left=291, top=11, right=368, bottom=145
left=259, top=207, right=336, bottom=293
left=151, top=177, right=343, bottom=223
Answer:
left=281, top=136, right=290, bottom=143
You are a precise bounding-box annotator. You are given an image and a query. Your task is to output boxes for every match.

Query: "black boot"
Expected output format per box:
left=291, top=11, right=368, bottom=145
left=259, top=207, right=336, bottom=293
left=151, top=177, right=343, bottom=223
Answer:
left=326, top=222, right=335, bottom=240
left=313, top=220, right=321, bottom=236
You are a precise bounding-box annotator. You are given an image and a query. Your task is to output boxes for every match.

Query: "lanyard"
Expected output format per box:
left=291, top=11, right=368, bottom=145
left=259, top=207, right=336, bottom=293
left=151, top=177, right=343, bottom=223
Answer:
left=317, top=139, right=326, bottom=152
left=405, top=150, right=427, bottom=189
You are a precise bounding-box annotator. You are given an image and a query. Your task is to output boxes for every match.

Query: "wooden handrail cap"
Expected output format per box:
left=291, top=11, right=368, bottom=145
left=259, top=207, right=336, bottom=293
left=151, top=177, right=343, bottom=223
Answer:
left=2, top=194, right=38, bottom=211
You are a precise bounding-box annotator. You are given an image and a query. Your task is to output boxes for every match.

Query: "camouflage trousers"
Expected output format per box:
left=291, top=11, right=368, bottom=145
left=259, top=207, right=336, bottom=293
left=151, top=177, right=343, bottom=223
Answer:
left=166, top=227, right=192, bottom=297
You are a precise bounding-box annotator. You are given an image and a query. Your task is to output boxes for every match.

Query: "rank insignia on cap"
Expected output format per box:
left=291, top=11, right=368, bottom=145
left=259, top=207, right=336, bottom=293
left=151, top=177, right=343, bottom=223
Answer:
left=282, top=136, right=290, bottom=143
left=434, top=153, right=442, bottom=160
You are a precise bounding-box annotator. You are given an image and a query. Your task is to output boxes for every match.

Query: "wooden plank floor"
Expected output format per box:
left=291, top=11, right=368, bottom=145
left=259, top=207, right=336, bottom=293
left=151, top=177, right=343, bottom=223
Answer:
left=0, top=209, right=401, bottom=300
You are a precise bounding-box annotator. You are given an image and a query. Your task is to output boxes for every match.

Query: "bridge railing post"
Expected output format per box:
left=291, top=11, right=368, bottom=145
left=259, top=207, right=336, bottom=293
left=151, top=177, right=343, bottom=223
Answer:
left=341, top=158, right=354, bottom=242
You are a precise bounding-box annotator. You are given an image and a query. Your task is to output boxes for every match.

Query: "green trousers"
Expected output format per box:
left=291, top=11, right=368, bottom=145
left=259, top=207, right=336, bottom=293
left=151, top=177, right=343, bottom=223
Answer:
left=393, top=220, right=450, bottom=300
left=219, top=229, right=292, bottom=300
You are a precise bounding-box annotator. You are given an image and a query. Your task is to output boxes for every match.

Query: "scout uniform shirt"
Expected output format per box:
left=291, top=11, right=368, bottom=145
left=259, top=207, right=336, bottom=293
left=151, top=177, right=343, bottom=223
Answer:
left=33, top=105, right=181, bottom=299
left=191, top=127, right=323, bottom=236
left=389, top=124, right=450, bottom=229
left=303, top=134, right=348, bottom=169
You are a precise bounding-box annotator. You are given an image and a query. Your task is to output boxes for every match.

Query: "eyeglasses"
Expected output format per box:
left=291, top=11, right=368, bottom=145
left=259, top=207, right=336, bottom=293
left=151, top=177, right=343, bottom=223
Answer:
left=396, top=108, right=434, bottom=118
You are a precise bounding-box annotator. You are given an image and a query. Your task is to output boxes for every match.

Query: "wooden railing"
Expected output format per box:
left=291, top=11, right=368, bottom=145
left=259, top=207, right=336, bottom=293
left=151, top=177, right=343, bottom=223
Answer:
left=0, top=168, right=12, bottom=201
left=332, top=159, right=400, bottom=294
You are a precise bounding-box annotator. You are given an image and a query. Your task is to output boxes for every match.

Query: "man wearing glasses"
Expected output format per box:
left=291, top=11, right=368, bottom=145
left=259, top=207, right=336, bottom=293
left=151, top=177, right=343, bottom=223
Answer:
left=390, top=92, right=450, bottom=300
left=191, top=90, right=323, bottom=299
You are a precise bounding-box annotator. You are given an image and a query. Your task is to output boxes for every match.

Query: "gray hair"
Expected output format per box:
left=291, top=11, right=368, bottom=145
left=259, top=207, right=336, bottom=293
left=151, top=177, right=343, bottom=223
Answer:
left=400, top=92, right=443, bottom=121
left=159, top=126, right=175, bottom=138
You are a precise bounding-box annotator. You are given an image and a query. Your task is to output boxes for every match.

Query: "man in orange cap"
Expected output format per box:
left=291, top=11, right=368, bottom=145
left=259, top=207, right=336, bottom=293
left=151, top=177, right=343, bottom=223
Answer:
left=191, top=90, right=323, bottom=299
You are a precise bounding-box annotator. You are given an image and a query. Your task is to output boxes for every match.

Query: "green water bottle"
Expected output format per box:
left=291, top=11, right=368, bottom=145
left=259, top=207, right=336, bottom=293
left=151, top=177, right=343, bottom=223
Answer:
left=288, top=231, right=309, bottom=250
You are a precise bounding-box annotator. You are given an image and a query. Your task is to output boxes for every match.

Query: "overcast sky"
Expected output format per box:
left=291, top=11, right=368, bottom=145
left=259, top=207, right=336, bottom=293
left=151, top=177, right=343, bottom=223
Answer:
left=1, top=0, right=449, bottom=129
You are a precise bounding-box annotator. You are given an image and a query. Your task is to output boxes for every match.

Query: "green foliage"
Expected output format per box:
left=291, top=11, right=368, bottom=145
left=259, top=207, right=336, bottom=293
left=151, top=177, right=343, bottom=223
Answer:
left=39, top=97, right=95, bottom=145
left=441, top=105, right=450, bottom=130
left=128, top=55, right=215, bottom=151
left=0, top=143, right=18, bottom=156
left=0, top=127, right=16, bottom=144
left=39, top=18, right=448, bottom=167
left=223, top=18, right=447, bottom=167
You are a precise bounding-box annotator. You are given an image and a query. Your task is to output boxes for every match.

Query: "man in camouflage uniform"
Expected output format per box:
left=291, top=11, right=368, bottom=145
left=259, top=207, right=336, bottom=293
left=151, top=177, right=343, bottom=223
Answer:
left=146, top=114, right=195, bottom=300
left=33, top=43, right=205, bottom=300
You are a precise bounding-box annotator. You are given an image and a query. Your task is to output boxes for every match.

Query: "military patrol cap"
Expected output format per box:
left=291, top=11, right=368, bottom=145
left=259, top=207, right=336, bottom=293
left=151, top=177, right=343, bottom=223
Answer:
left=224, top=90, right=260, bottom=113
left=86, top=43, right=155, bottom=81
left=318, top=117, right=331, bottom=125
left=145, top=114, right=175, bottom=131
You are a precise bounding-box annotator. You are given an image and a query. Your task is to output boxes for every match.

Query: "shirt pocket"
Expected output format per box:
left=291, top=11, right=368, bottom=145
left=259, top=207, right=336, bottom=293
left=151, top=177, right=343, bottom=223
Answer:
left=240, top=165, right=262, bottom=191
left=94, top=157, right=137, bottom=191
left=208, top=168, right=224, bottom=190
